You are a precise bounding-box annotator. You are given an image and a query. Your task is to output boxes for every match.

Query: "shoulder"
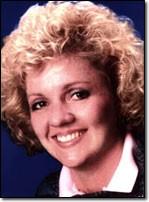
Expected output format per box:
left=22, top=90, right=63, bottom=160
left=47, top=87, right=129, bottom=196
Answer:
left=35, top=170, right=61, bottom=198
left=133, top=131, right=145, bottom=171
left=130, top=132, right=145, bottom=197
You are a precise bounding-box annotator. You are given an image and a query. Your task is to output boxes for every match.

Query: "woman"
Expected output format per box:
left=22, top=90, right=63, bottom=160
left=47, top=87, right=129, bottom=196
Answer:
left=1, top=1, right=144, bottom=198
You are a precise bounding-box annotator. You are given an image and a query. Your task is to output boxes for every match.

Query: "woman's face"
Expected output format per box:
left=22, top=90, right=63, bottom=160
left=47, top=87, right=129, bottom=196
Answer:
left=26, top=55, right=118, bottom=168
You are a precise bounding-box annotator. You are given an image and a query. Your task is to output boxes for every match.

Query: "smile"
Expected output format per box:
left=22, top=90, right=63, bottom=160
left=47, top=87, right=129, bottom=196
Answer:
left=56, top=131, right=83, bottom=143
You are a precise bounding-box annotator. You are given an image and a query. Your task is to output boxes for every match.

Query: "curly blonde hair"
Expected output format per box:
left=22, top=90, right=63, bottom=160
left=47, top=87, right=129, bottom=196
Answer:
left=1, top=1, right=144, bottom=154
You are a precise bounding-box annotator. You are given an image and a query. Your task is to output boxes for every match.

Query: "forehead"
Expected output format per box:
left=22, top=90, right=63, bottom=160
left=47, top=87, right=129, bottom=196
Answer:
left=27, top=55, right=90, bottom=75
left=26, top=55, right=108, bottom=91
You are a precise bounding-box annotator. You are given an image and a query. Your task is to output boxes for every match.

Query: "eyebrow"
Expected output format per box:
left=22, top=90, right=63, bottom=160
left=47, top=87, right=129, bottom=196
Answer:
left=27, top=81, right=91, bottom=97
left=27, top=93, right=44, bottom=98
left=63, top=81, right=91, bottom=90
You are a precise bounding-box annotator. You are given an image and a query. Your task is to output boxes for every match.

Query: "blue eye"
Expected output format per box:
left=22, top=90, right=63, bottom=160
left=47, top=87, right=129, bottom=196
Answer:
left=31, top=100, right=47, bottom=111
left=71, top=90, right=90, bottom=100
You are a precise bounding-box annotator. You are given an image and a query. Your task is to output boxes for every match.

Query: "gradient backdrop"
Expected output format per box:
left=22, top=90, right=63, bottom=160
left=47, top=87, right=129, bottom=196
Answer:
left=1, top=0, right=145, bottom=197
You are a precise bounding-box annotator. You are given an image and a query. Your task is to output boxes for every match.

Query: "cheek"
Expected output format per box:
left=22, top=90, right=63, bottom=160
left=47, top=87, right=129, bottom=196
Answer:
left=96, top=99, right=115, bottom=122
left=73, top=95, right=115, bottom=125
left=95, top=97, right=115, bottom=123
left=30, top=113, right=48, bottom=139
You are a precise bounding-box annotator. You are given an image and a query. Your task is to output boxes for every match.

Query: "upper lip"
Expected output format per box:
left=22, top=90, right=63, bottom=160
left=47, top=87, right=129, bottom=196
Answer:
left=51, top=129, right=87, bottom=138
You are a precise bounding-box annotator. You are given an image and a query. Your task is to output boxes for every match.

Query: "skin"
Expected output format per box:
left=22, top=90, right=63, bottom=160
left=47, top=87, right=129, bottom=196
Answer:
left=26, top=55, right=123, bottom=192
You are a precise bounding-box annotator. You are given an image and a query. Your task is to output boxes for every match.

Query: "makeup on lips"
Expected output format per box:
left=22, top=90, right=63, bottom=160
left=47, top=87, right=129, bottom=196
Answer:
left=52, top=129, right=87, bottom=147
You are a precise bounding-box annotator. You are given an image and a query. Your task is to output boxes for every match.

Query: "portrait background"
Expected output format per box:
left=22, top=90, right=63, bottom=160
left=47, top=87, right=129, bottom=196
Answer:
left=1, top=0, right=144, bottom=197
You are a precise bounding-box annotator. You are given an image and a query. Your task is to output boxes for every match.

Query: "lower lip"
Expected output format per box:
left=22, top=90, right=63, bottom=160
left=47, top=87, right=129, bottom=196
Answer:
left=54, top=130, right=87, bottom=148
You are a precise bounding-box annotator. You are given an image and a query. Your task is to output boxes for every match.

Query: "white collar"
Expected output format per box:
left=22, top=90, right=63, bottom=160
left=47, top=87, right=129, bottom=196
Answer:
left=59, top=133, right=138, bottom=197
left=103, top=133, right=138, bottom=192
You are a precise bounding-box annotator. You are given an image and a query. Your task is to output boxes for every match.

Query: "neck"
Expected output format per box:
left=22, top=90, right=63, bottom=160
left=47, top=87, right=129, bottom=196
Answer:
left=70, top=136, right=124, bottom=193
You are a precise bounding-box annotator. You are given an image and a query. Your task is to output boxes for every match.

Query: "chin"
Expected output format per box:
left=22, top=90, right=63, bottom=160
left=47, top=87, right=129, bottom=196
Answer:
left=60, top=156, right=88, bottom=169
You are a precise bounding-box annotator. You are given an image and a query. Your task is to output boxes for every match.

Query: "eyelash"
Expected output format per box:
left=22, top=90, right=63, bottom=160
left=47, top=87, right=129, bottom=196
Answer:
left=70, top=89, right=90, bottom=100
left=30, top=89, right=90, bottom=111
left=31, top=100, right=48, bottom=111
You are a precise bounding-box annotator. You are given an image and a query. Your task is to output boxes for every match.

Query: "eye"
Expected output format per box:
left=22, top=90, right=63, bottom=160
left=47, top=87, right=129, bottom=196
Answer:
left=71, top=89, right=90, bottom=100
left=31, top=100, right=48, bottom=111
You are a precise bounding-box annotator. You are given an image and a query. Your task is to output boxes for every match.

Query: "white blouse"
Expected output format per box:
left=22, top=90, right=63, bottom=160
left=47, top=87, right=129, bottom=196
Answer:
left=59, top=133, right=138, bottom=197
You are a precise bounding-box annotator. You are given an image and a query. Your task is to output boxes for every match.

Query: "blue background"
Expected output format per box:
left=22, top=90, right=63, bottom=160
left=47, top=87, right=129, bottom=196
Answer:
left=1, top=0, right=145, bottom=198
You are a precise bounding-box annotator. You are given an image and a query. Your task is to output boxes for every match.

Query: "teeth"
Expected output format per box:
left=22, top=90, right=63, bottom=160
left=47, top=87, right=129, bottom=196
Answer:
left=56, top=132, right=82, bottom=143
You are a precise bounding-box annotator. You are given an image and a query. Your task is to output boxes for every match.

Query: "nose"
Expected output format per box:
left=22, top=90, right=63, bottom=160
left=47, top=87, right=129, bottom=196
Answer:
left=49, top=103, right=75, bottom=127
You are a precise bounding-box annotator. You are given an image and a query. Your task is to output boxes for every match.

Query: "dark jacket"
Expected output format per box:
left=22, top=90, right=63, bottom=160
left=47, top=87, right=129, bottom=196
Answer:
left=35, top=136, right=145, bottom=198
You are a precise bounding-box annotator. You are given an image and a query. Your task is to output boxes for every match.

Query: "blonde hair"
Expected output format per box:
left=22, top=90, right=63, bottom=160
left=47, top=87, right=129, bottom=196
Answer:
left=1, top=1, right=144, bottom=154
